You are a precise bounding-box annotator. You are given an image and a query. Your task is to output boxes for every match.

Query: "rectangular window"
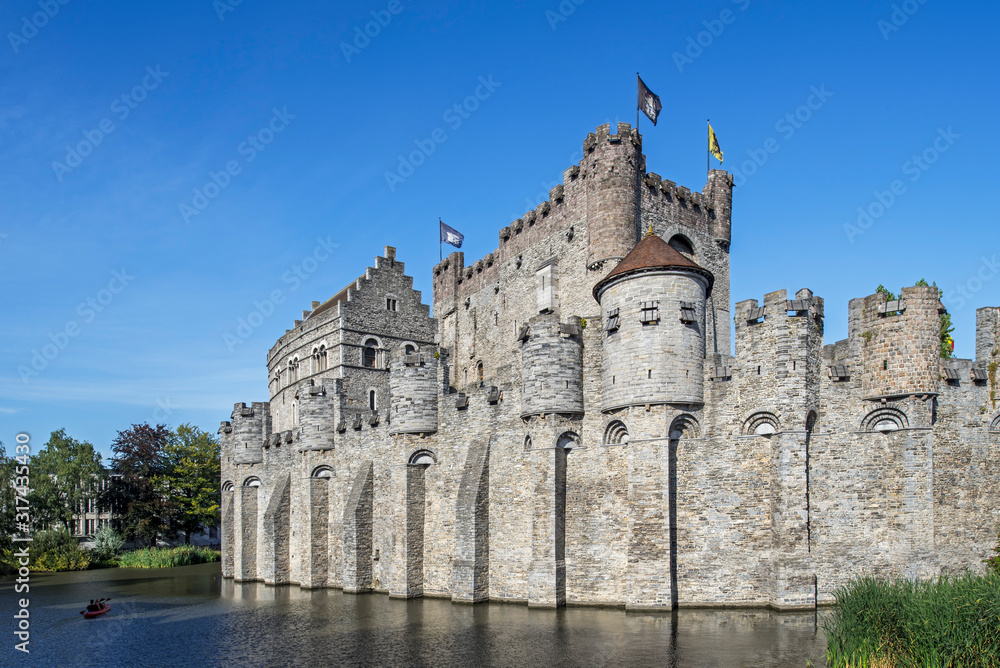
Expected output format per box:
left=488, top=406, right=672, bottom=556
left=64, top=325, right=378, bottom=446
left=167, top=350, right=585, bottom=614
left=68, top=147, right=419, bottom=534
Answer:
left=386, top=298, right=398, bottom=311
left=640, top=301, right=659, bottom=324
left=679, top=301, right=696, bottom=323
left=604, top=308, right=620, bottom=332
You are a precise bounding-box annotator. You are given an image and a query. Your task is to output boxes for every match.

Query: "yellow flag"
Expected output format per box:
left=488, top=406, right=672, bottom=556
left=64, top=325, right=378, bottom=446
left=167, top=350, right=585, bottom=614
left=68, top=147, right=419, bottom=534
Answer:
left=708, top=122, right=723, bottom=163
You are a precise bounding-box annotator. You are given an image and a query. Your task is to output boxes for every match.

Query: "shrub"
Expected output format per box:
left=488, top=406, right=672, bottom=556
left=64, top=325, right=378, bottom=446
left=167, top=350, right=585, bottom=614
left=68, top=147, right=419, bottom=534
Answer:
left=91, top=524, right=125, bottom=561
left=117, top=545, right=220, bottom=568
left=826, top=573, right=1000, bottom=667
left=29, top=528, right=91, bottom=571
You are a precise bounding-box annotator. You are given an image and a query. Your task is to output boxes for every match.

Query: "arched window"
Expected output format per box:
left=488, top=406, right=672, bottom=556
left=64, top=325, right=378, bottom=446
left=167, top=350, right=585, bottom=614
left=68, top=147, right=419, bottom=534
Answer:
left=523, top=434, right=532, bottom=452
left=243, top=477, right=261, bottom=487
left=311, top=465, right=333, bottom=479
left=222, top=481, right=235, bottom=492
left=668, top=234, right=696, bottom=261
left=287, top=358, right=299, bottom=384
left=409, top=449, right=435, bottom=466
left=369, top=389, right=377, bottom=412
left=862, top=406, right=908, bottom=433
left=991, top=415, right=1000, bottom=435
left=743, top=411, right=779, bottom=436
left=404, top=343, right=416, bottom=355
left=604, top=420, right=629, bottom=445
left=362, top=338, right=379, bottom=368
left=318, top=345, right=328, bottom=372
left=292, top=401, right=298, bottom=425
left=477, top=361, right=484, bottom=384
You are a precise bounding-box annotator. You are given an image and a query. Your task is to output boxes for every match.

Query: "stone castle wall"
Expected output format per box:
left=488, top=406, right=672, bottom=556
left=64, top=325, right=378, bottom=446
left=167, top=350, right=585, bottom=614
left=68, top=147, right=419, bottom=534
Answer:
left=219, top=122, right=1000, bottom=610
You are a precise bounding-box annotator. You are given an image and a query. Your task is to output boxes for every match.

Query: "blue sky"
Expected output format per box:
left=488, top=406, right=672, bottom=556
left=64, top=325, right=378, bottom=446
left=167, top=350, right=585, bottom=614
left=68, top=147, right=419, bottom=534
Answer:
left=1, top=0, right=997, bottom=459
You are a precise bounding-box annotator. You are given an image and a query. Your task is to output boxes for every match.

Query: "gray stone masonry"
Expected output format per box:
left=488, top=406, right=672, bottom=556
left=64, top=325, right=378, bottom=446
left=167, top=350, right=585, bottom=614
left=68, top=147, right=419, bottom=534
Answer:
left=219, top=123, right=1000, bottom=611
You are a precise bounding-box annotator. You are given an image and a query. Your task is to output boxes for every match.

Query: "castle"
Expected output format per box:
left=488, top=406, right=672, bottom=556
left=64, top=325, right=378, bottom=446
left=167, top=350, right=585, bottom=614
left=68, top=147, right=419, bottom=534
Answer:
left=219, top=122, right=1000, bottom=610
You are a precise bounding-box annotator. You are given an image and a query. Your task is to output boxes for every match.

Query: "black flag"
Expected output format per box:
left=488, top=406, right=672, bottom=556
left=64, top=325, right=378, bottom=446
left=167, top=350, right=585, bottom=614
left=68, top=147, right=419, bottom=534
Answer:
left=440, top=219, right=464, bottom=248
left=637, top=74, right=662, bottom=125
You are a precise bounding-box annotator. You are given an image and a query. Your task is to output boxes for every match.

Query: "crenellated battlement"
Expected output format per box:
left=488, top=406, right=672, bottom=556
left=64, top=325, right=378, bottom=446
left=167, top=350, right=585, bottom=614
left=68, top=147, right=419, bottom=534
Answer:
left=735, top=289, right=824, bottom=339
left=854, top=285, right=942, bottom=400
left=432, top=123, right=732, bottom=312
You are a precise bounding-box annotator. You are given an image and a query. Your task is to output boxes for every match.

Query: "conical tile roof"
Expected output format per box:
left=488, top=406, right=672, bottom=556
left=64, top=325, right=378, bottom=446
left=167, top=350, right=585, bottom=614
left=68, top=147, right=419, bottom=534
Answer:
left=593, top=232, right=714, bottom=301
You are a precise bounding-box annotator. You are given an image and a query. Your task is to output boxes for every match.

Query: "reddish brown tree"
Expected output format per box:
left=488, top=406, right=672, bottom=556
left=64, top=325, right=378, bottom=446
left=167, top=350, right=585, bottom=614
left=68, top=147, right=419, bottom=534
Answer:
left=102, top=423, right=173, bottom=547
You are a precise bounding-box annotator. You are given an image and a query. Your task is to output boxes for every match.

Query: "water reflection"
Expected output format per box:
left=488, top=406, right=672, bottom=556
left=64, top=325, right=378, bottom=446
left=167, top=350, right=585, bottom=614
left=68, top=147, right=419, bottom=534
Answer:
left=3, top=564, right=827, bottom=667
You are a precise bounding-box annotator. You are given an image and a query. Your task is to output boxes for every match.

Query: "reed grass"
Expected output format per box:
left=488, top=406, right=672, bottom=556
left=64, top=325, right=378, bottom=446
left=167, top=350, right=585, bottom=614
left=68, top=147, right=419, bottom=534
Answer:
left=825, top=572, right=1000, bottom=667
left=116, top=545, right=220, bottom=569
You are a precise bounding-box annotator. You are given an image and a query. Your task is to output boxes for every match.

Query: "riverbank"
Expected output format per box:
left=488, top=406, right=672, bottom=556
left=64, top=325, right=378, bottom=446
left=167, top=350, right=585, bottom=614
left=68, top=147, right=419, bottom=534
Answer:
left=825, top=572, right=1000, bottom=667
left=3, top=544, right=220, bottom=573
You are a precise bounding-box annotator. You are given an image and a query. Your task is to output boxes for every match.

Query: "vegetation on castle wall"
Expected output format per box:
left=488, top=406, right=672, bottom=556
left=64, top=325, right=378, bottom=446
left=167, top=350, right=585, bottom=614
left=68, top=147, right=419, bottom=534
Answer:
left=825, top=571, right=1000, bottom=667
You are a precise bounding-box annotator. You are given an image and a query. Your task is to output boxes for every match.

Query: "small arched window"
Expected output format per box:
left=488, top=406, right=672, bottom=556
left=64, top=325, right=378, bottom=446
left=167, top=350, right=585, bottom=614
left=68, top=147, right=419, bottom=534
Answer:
left=318, top=345, right=328, bottom=371
left=743, top=412, right=779, bottom=437
left=243, top=477, right=261, bottom=487
left=668, top=234, right=696, bottom=261
left=311, top=466, right=333, bottom=479
left=404, top=344, right=416, bottom=355
left=362, top=338, right=378, bottom=368
left=369, top=390, right=377, bottom=412
left=604, top=421, right=629, bottom=445
left=222, top=481, right=235, bottom=492
left=287, top=358, right=299, bottom=384
left=409, top=450, right=435, bottom=466
left=477, top=361, right=484, bottom=384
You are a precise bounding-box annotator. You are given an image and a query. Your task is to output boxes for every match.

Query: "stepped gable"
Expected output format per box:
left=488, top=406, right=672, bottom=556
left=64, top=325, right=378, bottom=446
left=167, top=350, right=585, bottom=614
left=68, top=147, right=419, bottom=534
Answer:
left=592, top=232, right=715, bottom=301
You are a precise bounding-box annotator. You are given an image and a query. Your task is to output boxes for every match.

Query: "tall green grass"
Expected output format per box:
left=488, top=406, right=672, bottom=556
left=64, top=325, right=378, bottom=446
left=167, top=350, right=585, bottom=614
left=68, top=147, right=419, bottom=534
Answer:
left=825, top=572, right=1000, bottom=667
left=117, top=545, right=220, bottom=568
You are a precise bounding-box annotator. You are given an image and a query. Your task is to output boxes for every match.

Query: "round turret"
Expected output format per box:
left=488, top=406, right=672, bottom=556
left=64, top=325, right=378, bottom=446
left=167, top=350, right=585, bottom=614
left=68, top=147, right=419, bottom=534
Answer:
left=390, top=353, right=439, bottom=434
left=519, top=313, right=584, bottom=417
left=594, top=233, right=713, bottom=410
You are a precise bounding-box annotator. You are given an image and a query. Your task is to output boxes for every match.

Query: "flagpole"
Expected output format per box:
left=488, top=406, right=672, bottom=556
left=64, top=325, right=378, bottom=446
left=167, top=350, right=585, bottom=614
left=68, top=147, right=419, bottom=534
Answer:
left=707, top=119, right=710, bottom=175
left=438, top=218, right=442, bottom=263
left=636, top=73, right=640, bottom=130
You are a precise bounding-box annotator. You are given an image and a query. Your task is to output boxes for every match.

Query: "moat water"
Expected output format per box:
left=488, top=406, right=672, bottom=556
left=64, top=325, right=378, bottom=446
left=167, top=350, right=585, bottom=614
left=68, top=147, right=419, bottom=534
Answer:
left=4, top=563, right=829, bottom=667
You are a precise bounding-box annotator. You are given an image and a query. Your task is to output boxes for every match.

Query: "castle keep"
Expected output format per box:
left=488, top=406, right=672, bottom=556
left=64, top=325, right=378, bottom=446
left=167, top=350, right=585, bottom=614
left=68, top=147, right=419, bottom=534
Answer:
left=219, top=123, right=1000, bottom=609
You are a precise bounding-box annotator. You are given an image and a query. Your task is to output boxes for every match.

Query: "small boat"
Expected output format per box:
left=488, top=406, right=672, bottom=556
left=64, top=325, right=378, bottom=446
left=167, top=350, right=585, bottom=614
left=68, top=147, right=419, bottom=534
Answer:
left=81, top=598, right=111, bottom=619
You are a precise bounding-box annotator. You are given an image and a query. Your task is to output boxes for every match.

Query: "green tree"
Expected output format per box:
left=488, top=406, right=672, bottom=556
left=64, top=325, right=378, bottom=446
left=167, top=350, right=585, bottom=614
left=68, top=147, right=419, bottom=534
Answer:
left=160, top=424, right=220, bottom=544
left=102, top=423, right=171, bottom=547
left=0, top=442, right=17, bottom=572
left=28, top=429, right=104, bottom=532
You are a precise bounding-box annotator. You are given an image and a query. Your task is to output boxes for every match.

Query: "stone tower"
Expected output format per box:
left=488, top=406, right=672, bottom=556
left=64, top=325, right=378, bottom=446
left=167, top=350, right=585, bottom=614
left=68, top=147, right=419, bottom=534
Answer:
left=593, top=232, right=714, bottom=410
left=584, top=122, right=642, bottom=270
